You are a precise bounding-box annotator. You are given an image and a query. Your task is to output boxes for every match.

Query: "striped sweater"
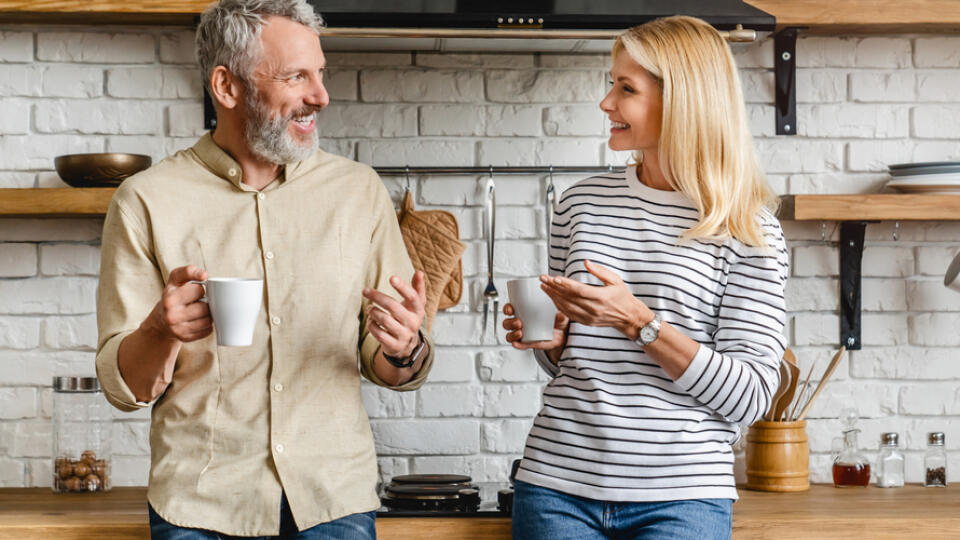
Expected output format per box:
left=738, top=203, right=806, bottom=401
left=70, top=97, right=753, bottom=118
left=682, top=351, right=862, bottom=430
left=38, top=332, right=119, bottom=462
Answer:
left=517, top=166, right=788, bottom=502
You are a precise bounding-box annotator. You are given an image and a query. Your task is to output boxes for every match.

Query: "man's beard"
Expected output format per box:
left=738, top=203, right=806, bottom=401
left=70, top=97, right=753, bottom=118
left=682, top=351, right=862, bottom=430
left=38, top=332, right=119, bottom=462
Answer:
left=243, top=91, right=320, bottom=165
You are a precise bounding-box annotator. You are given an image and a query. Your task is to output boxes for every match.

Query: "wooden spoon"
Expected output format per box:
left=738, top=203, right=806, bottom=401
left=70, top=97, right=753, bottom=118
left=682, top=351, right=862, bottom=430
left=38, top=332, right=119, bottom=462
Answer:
left=788, top=357, right=818, bottom=421
left=775, top=348, right=800, bottom=421
left=764, top=360, right=790, bottom=421
left=796, top=346, right=847, bottom=421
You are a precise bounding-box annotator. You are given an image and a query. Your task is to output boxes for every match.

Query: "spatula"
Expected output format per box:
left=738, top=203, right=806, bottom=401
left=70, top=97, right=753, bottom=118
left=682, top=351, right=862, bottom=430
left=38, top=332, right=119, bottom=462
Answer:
left=775, top=349, right=800, bottom=421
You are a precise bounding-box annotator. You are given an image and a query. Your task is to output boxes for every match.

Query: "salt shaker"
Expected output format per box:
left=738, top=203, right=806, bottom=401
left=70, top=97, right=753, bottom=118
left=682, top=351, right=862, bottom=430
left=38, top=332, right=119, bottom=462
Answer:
left=876, top=432, right=904, bottom=488
left=924, top=432, right=947, bottom=487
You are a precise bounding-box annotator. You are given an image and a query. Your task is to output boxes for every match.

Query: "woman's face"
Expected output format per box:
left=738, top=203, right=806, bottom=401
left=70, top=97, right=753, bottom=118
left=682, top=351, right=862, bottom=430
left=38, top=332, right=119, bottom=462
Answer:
left=599, top=53, right=663, bottom=154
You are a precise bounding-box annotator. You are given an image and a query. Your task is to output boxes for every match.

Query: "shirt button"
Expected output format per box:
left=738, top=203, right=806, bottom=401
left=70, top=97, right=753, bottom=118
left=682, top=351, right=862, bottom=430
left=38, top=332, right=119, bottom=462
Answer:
left=265, top=251, right=275, bottom=260
left=271, top=316, right=281, bottom=325
left=257, top=193, right=265, bottom=200
left=274, top=383, right=283, bottom=392
left=275, top=444, right=284, bottom=453
left=228, top=168, right=237, bottom=177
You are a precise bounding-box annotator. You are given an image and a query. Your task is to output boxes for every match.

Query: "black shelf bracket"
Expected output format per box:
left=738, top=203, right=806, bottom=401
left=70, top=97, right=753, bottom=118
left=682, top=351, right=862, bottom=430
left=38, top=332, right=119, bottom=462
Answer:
left=774, top=27, right=799, bottom=136
left=839, top=221, right=873, bottom=350
left=203, top=88, right=217, bottom=131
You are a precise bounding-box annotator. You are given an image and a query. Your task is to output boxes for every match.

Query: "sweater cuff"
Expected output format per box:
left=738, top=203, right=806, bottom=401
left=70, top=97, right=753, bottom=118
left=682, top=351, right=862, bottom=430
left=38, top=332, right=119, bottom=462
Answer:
left=673, top=343, right=713, bottom=392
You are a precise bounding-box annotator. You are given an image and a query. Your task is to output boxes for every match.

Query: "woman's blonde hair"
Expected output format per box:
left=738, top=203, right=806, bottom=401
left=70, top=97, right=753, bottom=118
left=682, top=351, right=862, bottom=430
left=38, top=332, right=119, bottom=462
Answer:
left=613, top=16, right=777, bottom=247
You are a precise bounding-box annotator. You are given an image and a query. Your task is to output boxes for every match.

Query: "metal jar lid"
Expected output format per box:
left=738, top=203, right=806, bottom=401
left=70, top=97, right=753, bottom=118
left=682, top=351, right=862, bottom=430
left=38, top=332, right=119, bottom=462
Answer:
left=881, top=432, right=899, bottom=446
left=52, top=376, right=101, bottom=393
left=928, top=432, right=945, bottom=446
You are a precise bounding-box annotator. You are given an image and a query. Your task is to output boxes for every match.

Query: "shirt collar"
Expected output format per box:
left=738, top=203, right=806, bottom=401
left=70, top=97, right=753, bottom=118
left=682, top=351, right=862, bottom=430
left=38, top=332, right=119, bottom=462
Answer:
left=192, top=132, right=302, bottom=192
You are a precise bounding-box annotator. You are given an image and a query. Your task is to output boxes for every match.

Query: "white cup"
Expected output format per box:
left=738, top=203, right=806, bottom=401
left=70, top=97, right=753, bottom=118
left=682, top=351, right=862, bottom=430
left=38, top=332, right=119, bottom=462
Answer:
left=945, top=252, right=960, bottom=293
left=197, top=278, right=263, bottom=346
left=507, top=277, right=558, bottom=343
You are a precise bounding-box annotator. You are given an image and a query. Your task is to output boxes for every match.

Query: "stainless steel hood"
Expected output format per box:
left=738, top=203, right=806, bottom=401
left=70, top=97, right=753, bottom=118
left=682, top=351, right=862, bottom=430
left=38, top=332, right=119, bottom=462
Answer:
left=310, top=0, right=775, bottom=52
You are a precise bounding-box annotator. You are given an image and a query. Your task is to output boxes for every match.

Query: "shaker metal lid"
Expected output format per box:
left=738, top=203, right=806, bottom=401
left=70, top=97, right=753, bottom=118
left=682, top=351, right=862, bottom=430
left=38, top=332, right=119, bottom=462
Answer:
left=881, top=432, right=899, bottom=446
left=928, top=432, right=945, bottom=445
left=53, top=376, right=101, bottom=392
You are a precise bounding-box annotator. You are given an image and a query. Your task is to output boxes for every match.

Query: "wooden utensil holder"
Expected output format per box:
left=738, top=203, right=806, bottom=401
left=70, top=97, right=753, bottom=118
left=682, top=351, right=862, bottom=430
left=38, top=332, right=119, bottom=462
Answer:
left=744, top=420, right=810, bottom=492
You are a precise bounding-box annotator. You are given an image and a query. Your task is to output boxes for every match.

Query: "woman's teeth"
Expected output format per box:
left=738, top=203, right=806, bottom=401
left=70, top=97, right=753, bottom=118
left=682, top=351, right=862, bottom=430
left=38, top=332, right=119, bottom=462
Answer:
left=611, top=121, right=630, bottom=129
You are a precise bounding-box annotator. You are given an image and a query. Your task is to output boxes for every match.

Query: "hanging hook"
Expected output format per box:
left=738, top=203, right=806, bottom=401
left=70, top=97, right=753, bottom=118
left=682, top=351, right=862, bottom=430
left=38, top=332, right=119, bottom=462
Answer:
left=821, top=222, right=827, bottom=242
left=546, top=165, right=556, bottom=241
left=893, top=221, right=900, bottom=241
left=403, top=165, right=412, bottom=193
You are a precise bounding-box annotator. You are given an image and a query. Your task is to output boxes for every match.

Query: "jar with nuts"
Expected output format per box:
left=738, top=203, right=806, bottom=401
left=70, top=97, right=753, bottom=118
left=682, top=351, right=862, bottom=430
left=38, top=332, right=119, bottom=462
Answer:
left=51, top=377, right=112, bottom=493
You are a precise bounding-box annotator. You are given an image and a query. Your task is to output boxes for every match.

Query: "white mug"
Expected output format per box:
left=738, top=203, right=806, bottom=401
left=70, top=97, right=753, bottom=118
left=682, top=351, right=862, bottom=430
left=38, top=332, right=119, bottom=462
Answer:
left=506, top=277, right=557, bottom=342
left=945, top=251, right=960, bottom=293
left=196, top=278, right=263, bottom=346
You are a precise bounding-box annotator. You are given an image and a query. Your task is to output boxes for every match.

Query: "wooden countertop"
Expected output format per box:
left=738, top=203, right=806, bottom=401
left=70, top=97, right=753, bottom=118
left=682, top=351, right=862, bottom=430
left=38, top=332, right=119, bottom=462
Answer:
left=0, top=1, right=959, bottom=31
left=1, top=485, right=957, bottom=539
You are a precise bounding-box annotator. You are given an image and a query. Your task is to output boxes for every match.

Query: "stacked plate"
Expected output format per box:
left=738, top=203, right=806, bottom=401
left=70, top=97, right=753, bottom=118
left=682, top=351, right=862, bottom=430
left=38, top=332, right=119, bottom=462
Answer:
left=885, top=162, right=960, bottom=194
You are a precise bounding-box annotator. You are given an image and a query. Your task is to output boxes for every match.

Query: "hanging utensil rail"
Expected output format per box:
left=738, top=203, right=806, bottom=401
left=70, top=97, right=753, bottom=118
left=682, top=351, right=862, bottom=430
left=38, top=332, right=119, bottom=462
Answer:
left=374, top=166, right=625, bottom=176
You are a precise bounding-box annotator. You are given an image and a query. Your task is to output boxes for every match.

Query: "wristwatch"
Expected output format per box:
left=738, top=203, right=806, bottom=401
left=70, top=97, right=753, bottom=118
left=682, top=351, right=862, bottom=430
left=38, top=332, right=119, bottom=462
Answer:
left=383, top=329, right=427, bottom=369
left=635, top=313, right=662, bottom=347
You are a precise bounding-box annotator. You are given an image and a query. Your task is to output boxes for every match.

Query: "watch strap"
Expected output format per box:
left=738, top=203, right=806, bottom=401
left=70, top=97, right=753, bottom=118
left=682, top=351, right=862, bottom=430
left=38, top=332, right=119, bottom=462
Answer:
left=637, top=313, right=662, bottom=346
left=383, top=329, right=426, bottom=368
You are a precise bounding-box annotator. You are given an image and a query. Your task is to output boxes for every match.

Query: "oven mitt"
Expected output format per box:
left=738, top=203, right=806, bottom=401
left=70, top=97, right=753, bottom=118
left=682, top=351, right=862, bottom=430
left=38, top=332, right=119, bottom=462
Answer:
left=396, top=191, right=465, bottom=329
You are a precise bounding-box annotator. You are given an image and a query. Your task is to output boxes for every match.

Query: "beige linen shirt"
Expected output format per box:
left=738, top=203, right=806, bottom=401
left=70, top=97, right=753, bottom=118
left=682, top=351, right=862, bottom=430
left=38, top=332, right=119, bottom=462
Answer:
left=96, top=133, right=433, bottom=536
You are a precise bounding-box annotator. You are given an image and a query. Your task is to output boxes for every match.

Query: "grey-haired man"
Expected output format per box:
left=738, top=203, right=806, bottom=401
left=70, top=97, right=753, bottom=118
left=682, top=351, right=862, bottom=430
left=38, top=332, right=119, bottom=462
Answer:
left=95, top=1, right=433, bottom=538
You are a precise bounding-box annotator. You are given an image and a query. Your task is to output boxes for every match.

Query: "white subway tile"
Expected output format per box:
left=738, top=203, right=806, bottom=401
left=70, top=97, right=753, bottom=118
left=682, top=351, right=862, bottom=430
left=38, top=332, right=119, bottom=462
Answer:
left=418, top=384, right=483, bottom=417
left=0, top=31, right=33, bottom=62
left=420, top=104, right=485, bottom=136
left=861, top=279, right=907, bottom=311
left=785, top=278, right=838, bottom=311
left=361, top=385, right=416, bottom=418
left=485, top=105, right=542, bottom=137
left=37, top=32, right=155, bottom=63
left=159, top=31, right=196, bottom=64
left=360, top=70, right=483, bottom=102
left=482, top=384, right=542, bottom=417
left=357, top=139, right=474, bottom=167
left=850, top=71, right=916, bottom=102
left=851, top=347, right=960, bottom=380
left=486, top=70, right=604, bottom=103
left=325, top=69, right=358, bottom=101
left=481, top=419, right=533, bottom=453
left=862, top=247, right=914, bottom=277
left=0, top=65, right=42, bottom=96
left=317, top=103, right=417, bottom=137
left=755, top=139, right=843, bottom=174
left=326, top=52, right=413, bottom=67
left=797, top=69, right=846, bottom=103
left=40, top=65, right=103, bottom=98
left=0, top=99, right=29, bottom=134
left=43, top=314, right=97, bottom=350
left=899, top=385, right=960, bottom=415
left=0, top=243, right=38, bottom=277
left=740, top=70, right=773, bottom=104
left=913, top=105, right=960, bottom=138
left=914, top=37, right=960, bottom=67
left=0, top=317, right=41, bottom=350
left=167, top=103, right=205, bottom=137
left=35, top=100, right=161, bottom=135
left=0, top=388, right=37, bottom=419
left=0, top=172, right=35, bottom=188
left=478, top=349, right=540, bottom=382
left=107, top=67, right=201, bottom=99
left=909, top=313, right=960, bottom=346
left=425, top=349, right=476, bottom=382
left=0, top=458, right=25, bottom=486
left=0, top=277, right=97, bottom=315
left=371, top=419, right=479, bottom=455
left=39, top=244, right=100, bottom=276
left=543, top=105, right=604, bottom=136
left=797, top=36, right=857, bottom=68
left=731, top=38, right=772, bottom=69
left=416, top=53, right=534, bottom=68
left=798, top=104, right=909, bottom=138
left=915, top=246, right=959, bottom=276
left=792, top=313, right=840, bottom=346
left=861, top=313, right=909, bottom=346
left=792, top=245, right=837, bottom=276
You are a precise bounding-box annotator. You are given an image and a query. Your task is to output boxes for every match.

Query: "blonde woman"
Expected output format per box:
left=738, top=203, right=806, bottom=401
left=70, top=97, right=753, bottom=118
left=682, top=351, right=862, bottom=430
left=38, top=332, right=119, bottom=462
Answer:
left=502, top=16, right=788, bottom=540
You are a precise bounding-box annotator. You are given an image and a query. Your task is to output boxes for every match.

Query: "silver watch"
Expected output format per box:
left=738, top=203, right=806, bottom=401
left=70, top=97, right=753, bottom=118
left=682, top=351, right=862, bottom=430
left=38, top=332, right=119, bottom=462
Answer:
left=636, top=313, right=662, bottom=346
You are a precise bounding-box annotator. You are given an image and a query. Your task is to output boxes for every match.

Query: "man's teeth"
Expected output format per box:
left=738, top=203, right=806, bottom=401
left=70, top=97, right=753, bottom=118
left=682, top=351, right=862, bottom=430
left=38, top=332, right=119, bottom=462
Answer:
left=611, top=121, right=630, bottom=129
left=293, top=115, right=313, bottom=125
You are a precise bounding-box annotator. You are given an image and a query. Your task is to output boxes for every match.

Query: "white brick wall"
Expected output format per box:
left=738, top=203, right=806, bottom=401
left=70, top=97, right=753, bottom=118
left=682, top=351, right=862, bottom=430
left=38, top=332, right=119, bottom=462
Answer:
left=2, top=27, right=960, bottom=490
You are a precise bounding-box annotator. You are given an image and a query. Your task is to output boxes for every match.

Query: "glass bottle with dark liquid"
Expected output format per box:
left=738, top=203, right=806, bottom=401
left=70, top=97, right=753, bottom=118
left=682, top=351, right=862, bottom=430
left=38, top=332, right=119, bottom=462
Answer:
left=832, top=409, right=870, bottom=487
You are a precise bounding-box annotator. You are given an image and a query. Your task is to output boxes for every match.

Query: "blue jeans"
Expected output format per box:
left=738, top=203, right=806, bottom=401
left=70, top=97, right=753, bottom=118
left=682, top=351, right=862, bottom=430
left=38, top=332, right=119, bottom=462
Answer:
left=148, top=493, right=376, bottom=540
left=512, top=480, right=732, bottom=540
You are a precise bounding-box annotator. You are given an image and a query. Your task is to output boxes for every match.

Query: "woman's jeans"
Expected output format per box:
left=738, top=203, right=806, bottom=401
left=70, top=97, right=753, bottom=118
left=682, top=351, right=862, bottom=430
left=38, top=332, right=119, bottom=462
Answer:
left=148, top=493, right=376, bottom=540
left=512, top=479, right=732, bottom=540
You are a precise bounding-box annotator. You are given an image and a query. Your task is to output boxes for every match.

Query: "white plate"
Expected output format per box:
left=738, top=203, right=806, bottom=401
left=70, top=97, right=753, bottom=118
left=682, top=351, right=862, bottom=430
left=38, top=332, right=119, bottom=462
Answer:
left=885, top=172, right=960, bottom=184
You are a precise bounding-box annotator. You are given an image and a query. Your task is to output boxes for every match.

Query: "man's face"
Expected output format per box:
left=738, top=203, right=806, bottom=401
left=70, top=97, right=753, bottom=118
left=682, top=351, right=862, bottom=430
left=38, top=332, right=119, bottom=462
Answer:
left=243, top=16, right=329, bottom=164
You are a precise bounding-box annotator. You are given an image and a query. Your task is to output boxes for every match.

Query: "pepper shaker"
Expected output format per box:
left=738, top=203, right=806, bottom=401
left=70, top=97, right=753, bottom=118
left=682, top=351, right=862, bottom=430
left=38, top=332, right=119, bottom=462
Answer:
left=923, top=432, right=947, bottom=487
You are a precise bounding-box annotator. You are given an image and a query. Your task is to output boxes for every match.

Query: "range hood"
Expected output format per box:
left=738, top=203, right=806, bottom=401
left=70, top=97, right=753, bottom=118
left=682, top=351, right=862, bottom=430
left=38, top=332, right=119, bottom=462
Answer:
left=310, top=0, right=775, bottom=52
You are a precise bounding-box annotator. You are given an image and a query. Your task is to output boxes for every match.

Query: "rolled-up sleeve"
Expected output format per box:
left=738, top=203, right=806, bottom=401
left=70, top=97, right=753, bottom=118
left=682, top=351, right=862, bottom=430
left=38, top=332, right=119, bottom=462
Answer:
left=357, top=173, right=434, bottom=391
left=95, top=191, right=163, bottom=412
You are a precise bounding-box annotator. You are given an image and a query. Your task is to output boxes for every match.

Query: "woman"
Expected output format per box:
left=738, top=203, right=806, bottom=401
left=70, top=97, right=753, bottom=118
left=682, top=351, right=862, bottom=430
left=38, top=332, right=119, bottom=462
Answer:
left=503, top=16, right=788, bottom=540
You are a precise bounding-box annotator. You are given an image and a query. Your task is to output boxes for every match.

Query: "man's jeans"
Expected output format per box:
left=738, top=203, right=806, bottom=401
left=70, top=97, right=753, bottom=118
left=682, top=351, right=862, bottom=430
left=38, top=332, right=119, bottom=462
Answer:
left=512, top=479, right=733, bottom=540
left=148, top=493, right=376, bottom=540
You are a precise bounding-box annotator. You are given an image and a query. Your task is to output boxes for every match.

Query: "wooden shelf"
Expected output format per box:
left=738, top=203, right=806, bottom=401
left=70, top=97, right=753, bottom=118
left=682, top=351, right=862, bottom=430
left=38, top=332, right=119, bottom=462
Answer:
left=1, top=1, right=959, bottom=31
left=779, top=194, right=960, bottom=221
left=0, top=188, right=114, bottom=218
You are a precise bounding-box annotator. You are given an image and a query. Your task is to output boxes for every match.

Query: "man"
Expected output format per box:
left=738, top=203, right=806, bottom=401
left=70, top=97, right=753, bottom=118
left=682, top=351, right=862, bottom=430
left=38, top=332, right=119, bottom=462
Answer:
left=95, top=1, right=433, bottom=537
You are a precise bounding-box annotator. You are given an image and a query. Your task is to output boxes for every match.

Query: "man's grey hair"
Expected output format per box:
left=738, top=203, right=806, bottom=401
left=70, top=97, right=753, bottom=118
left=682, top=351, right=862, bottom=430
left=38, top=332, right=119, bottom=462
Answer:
left=195, top=0, right=325, bottom=92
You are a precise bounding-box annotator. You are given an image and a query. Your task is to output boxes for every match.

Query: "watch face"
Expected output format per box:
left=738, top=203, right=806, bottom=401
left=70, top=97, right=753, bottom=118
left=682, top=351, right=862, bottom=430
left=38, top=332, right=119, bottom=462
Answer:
left=640, top=325, right=657, bottom=344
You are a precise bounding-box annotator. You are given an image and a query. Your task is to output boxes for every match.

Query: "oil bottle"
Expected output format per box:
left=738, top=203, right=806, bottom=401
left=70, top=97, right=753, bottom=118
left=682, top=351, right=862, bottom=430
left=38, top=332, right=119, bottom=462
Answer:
left=832, top=408, right=870, bottom=487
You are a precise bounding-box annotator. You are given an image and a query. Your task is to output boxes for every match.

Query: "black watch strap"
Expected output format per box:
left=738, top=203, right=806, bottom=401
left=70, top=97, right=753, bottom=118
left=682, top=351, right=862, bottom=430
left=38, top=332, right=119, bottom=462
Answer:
left=383, top=329, right=426, bottom=368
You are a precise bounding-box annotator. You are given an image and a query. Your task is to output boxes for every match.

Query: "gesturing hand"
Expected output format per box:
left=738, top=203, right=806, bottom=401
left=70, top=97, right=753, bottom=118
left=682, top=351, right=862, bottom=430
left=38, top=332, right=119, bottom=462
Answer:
left=539, top=260, right=649, bottom=335
left=144, top=265, right=213, bottom=343
left=363, top=270, right=427, bottom=358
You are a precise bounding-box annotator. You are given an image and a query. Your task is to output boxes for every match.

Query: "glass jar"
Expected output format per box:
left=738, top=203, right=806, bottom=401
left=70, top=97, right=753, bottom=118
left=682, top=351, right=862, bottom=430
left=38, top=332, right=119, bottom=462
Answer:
left=876, top=432, right=904, bottom=488
left=51, top=376, right=112, bottom=493
left=924, top=432, right=947, bottom=487
left=832, top=408, right=870, bottom=487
